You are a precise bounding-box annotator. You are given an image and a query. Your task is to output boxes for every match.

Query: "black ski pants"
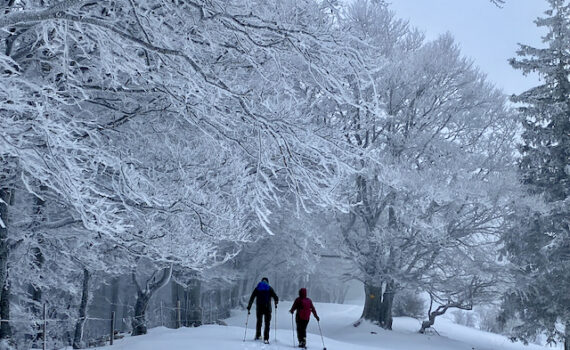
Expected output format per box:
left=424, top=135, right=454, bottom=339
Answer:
left=296, top=319, right=309, bottom=344
left=256, top=307, right=272, bottom=340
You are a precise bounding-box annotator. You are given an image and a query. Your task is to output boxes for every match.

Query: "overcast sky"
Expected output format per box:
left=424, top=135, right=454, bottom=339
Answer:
left=387, top=0, right=549, bottom=96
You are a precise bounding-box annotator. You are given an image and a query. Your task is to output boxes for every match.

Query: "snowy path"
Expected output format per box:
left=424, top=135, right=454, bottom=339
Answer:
left=82, top=302, right=561, bottom=350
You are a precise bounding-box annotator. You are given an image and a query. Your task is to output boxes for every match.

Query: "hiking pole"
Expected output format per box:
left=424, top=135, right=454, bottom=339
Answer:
left=291, top=313, right=296, bottom=347
left=317, top=320, right=327, bottom=350
left=274, top=305, right=277, bottom=342
left=243, top=312, right=250, bottom=342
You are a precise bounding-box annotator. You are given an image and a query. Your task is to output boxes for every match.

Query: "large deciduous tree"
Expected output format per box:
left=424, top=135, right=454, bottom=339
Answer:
left=1, top=0, right=358, bottom=344
left=336, top=0, right=516, bottom=329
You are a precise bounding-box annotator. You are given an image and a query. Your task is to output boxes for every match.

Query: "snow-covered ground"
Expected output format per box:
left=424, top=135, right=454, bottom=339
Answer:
left=83, top=301, right=561, bottom=350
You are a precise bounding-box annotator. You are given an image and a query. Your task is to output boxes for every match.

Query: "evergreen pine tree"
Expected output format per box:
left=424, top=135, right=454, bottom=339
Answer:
left=511, top=0, right=570, bottom=202
left=501, top=1, right=570, bottom=349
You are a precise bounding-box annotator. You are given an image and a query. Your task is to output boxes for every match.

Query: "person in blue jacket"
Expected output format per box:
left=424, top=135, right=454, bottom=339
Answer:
left=247, top=277, right=279, bottom=343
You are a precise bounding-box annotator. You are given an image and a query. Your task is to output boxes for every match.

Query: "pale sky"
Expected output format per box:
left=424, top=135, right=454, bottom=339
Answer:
left=387, top=0, right=549, bottom=96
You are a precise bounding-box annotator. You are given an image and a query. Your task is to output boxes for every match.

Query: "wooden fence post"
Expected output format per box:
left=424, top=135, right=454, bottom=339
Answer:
left=110, top=311, right=115, bottom=345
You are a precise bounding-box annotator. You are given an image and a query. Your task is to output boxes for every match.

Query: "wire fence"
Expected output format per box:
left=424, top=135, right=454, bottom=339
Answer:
left=1, top=294, right=244, bottom=349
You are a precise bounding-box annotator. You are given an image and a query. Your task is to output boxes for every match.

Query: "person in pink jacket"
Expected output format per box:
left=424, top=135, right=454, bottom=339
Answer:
left=289, top=288, right=320, bottom=348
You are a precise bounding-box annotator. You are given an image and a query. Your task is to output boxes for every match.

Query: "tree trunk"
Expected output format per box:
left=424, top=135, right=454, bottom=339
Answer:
left=121, top=301, right=129, bottom=333
left=564, top=321, right=570, bottom=350
left=0, top=188, right=12, bottom=341
left=27, top=248, right=43, bottom=304
left=131, top=267, right=172, bottom=336
left=29, top=189, right=46, bottom=305
left=360, top=281, right=394, bottom=329
left=419, top=312, right=439, bottom=333
left=0, top=282, right=11, bottom=340
left=361, top=283, right=382, bottom=322
left=25, top=189, right=47, bottom=346
left=281, top=279, right=291, bottom=300
left=171, top=281, right=183, bottom=328
left=240, top=278, right=248, bottom=299
left=110, top=277, right=121, bottom=331
left=230, top=283, right=239, bottom=308
left=188, top=278, right=201, bottom=327
left=419, top=299, right=470, bottom=334
left=73, top=268, right=90, bottom=349
left=110, top=277, right=120, bottom=316
left=132, top=292, right=151, bottom=336
left=217, top=288, right=230, bottom=320
left=379, top=281, right=394, bottom=330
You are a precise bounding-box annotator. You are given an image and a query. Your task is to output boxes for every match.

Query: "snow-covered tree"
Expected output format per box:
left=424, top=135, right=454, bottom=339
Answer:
left=0, top=0, right=356, bottom=247
left=334, top=1, right=517, bottom=329
left=2, top=184, right=135, bottom=348
left=419, top=239, right=505, bottom=333
left=1, top=0, right=362, bottom=344
left=500, top=1, right=570, bottom=348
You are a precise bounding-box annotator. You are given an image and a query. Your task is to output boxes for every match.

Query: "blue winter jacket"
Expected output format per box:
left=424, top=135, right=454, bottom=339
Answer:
left=247, top=281, right=278, bottom=312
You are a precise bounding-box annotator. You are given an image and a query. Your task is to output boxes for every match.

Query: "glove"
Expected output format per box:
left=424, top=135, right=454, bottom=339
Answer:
left=247, top=308, right=251, bottom=315
left=315, top=316, right=320, bottom=322
left=289, top=310, right=294, bottom=314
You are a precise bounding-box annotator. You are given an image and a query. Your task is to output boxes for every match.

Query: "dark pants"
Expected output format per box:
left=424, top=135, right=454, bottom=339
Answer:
left=296, top=319, right=309, bottom=344
left=256, top=307, right=272, bottom=340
